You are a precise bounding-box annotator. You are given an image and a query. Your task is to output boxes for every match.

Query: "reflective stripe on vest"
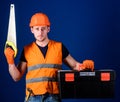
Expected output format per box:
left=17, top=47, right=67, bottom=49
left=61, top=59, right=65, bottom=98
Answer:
left=28, top=64, right=62, bottom=71
left=26, top=77, right=58, bottom=84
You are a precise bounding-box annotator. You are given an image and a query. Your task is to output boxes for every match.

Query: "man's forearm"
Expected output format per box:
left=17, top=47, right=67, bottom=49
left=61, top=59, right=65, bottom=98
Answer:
left=8, top=64, right=21, bottom=81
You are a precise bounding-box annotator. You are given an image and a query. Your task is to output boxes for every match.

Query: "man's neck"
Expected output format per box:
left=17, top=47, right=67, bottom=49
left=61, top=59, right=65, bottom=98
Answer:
left=36, top=39, right=50, bottom=47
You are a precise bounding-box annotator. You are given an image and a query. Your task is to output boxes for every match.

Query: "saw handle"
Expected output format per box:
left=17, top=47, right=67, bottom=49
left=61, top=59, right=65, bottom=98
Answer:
left=5, top=41, right=17, bottom=57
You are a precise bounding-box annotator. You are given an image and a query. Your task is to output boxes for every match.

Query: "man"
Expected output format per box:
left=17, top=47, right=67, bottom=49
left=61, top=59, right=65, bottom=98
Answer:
left=4, top=12, right=94, bottom=102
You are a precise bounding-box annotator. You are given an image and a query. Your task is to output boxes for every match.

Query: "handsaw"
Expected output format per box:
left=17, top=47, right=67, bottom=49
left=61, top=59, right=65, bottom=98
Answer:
left=5, top=4, right=17, bottom=57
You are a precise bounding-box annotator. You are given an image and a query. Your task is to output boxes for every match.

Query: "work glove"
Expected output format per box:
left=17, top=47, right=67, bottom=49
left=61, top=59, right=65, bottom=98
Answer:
left=4, top=47, right=15, bottom=64
left=5, top=41, right=17, bottom=57
left=4, top=41, right=17, bottom=64
left=82, top=60, right=94, bottom=71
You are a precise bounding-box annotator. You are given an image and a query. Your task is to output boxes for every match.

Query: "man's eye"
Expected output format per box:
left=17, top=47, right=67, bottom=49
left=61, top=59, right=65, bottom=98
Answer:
left=41, top=28, right=45, bottom=31
left=36, top=28, right=39, bottom=31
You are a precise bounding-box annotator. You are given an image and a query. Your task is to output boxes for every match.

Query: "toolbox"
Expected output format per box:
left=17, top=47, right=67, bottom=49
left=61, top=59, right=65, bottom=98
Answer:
left=58, top=69, right=115, bottom=98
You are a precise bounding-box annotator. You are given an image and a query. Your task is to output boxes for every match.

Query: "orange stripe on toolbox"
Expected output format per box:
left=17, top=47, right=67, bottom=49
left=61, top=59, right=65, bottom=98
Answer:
left=101, top=72, right=110, bottom=81
left=65, top=73, right=74, bottom=82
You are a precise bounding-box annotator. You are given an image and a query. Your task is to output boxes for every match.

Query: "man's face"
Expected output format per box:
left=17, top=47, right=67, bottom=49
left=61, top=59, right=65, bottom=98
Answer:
left=31, top=26, right=50, bottom=42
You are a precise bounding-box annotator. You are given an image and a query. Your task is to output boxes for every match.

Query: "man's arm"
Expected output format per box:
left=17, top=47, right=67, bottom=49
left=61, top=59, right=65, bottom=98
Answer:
left=63, top=54, right=94, bottom=71
left=63, top=54, right=83, bottom=71
left=4, top=47, right=27, bottom=81
left=8, top=62, right=27, bottom=81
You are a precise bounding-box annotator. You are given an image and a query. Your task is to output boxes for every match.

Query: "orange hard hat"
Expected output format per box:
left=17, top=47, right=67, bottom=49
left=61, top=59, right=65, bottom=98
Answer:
left=29, top=13, right=50, bottom=27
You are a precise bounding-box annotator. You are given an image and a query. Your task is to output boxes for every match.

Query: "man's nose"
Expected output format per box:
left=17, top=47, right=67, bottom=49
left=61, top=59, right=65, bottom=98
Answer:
left=38, top=29, right=43, bottom=34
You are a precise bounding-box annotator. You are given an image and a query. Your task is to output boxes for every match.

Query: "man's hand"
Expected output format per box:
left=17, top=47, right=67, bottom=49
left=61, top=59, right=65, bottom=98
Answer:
left=4, top=47, right=15, bottom=64
left=83, top=60, right=94, bottom=71
left=5, top=41, right=17, bottom=57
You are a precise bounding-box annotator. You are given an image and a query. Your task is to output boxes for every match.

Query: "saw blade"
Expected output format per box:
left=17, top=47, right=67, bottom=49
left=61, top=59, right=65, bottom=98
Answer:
left=7, top=4, right=17, bottom=47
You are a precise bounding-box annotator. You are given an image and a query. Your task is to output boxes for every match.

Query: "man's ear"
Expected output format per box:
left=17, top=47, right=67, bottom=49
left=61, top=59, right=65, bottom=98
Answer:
left=30, top=27, right=34, bottom=33
left=47, top=26, right=50, bottom=33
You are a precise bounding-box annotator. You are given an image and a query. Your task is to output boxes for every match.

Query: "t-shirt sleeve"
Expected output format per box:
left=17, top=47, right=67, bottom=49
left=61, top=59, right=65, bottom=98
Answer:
left=62, top=43, right=69, bottom=60
left=20, top=49, right=27, bottom=62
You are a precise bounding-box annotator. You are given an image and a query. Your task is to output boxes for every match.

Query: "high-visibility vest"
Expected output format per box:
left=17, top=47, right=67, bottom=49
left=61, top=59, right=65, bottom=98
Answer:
left=24, top=40, right=62, bottom=95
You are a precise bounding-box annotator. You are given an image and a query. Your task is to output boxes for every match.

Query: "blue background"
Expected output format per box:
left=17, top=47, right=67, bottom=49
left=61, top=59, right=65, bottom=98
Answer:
left=0, top=0, right=120, bottom=102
